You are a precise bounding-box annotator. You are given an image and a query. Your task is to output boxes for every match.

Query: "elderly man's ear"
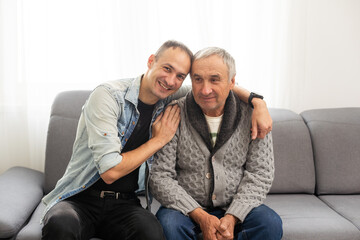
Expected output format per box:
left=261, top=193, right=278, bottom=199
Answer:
left=230, top=76, right=236, bottom=89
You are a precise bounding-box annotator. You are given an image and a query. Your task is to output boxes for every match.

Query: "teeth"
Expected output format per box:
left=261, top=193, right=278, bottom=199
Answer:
left=159, top=81, right=170, bottom=90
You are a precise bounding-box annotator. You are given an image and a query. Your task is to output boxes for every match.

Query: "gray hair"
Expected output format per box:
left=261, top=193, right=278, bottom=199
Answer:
left=193, top=47, right=236, bottom=81
left=155, top=40, right=193, bottom=64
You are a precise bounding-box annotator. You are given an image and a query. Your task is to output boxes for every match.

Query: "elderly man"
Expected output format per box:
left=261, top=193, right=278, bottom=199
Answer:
left=149, top=47, right=283, bottom=240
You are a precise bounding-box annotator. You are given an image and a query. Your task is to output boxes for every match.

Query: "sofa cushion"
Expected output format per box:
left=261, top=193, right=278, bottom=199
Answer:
left=44, top=91, right=91, bottom=194
left=269, top=109, right=315, bottom=194
left=0, top=167, right=44, bottom=238
left=301, top=108, right=360, bottom=195
left=265, top=194, right=360, bottom=240
left=319, top=195, right=360, bottom=231
left=15, top=202, right=44, bottom=240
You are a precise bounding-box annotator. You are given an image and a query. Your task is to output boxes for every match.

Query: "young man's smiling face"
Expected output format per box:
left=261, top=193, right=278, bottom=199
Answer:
left=142, top=47, right=191, bottom=104
left=191, top=54, right=235, bottom=117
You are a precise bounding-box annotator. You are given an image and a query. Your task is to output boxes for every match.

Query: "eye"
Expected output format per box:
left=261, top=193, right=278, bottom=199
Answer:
left=177, top=75, right=185, bottom=81
left=163, top=66, right=171, bottom=72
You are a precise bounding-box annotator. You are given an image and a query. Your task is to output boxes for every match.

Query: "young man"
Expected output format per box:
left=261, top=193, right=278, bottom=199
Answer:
left=41, top=41, right=272, bottom=240
left=149, top=47, right=283, bottom=240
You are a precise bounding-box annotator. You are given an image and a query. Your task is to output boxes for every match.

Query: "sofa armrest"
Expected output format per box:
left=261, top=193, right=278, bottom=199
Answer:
left=0, top=166, right=44, bottom=238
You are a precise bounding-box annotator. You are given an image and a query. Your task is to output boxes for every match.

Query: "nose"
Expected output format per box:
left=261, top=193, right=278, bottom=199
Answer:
left=200, top=81, right=212, bottom=96
left=165, top=74, right=177, bottom=88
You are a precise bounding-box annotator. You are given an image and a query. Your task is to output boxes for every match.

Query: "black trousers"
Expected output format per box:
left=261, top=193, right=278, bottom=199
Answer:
left=42, top=191, right=165, bottom=240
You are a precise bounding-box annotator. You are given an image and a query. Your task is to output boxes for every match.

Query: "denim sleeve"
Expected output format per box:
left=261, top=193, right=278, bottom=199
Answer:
left=83, top=86, right=123, bottom=174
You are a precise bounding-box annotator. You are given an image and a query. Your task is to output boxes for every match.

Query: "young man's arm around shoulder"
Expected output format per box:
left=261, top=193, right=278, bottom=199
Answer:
left=232, top=86, right=272, bottom=139
left=167, top=84, right=273, bottom=140
left=84, top=86, right=180, bottom=184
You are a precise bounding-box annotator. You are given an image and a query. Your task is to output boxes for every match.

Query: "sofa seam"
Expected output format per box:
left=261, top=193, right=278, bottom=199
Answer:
left=318, top=197, right=360, bottom=231
left=273, top=119, right=304, bottom=124
left=302, top=120, right=360, bottom=126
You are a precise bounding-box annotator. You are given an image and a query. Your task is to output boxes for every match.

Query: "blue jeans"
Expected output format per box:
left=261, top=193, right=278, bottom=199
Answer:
left=156, top=204, right=283, bottom=240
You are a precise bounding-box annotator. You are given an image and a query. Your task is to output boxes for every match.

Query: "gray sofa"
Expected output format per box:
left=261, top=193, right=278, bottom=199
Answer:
left=0, top=90, right=359, bottom=240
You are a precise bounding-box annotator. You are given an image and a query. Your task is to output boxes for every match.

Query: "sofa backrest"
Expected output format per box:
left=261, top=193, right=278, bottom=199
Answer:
left=269, top=109, right=315, bottom=194
left=301, top=108, right=360, bottom=195
left=44, top=91, right=317, bottom=195
left=44, top=90, right=91, bottom=194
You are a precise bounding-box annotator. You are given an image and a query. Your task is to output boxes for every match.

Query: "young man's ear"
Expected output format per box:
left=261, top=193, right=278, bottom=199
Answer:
left=147, top=54, right=156, bottom=68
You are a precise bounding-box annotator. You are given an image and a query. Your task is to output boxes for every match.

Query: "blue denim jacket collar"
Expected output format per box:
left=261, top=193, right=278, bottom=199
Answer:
left=125, top=75, right=141, bottom=107
left=126, top=75, right=167, bottom=115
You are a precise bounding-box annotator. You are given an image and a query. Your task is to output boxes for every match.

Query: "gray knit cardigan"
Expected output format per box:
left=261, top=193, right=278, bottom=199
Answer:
left=149, top=91, right=274, bottom=222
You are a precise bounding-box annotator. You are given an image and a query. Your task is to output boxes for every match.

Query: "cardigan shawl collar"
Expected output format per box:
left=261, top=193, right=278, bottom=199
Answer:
left=185, top=90, right=242, bottom=153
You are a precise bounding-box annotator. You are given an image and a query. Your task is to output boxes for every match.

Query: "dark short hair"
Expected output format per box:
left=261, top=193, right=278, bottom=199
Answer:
left=155, top=40, right=193, bottom=64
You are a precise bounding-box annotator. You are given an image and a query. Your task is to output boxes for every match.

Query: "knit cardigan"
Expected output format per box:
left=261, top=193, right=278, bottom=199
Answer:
left=149, top=91, right=274, bottom=222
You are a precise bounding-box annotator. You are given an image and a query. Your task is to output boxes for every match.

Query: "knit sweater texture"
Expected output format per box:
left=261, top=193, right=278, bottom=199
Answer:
left=149, top=91, right=274, bottom=222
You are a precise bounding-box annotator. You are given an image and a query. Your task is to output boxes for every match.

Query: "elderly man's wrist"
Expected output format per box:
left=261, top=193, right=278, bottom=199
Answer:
left=225, top=214, right=239, bottom=225
left=252, top=98, right=266, bottom=108
left=189, top=208, right=207, bottom=225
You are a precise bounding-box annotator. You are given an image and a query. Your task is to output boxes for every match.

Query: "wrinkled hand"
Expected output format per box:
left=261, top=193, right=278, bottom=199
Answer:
left=215, top=215, right=237, bottom=240
left=152, top=104, right=180, bottom=146
left=251, top=99, right=273, bottom=140
left=199, top=214, right=222, bottom=240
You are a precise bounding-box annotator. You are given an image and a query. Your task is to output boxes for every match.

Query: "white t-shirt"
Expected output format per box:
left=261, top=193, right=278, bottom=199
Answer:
left=204, top=114, right=223, bottom=147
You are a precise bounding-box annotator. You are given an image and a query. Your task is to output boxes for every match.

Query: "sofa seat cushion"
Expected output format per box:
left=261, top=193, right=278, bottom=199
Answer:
left=319, top=195, right=360, bottom=230
left=16, top=203, right=44, bottom=240
left=265, top=194, right=360, bottom=240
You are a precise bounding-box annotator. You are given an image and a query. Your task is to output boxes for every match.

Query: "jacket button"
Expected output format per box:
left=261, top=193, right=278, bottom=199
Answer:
left=206, top=173, right=211, bottom=179
left=212, top=194, right=216, bottom=200
left=132, top=121, right=135, bottom=125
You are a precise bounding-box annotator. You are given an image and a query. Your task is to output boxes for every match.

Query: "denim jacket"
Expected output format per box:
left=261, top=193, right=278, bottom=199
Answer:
left=41, top=75, right=190, bottom=220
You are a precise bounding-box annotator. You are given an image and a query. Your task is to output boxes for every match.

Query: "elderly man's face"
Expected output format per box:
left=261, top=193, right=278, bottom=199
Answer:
left=191, top=55, right=235, bottom=117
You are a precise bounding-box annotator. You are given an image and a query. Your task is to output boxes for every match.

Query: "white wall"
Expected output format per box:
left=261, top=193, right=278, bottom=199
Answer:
left=257, top=0, right=360, bottom=113
left=0, top=0, right=359, bottom=174
left=301, top=0, right=360, bottom=112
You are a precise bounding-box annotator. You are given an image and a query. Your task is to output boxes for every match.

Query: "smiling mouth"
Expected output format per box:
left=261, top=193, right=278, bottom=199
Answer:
left=158, top=81, right=171, bottom=90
